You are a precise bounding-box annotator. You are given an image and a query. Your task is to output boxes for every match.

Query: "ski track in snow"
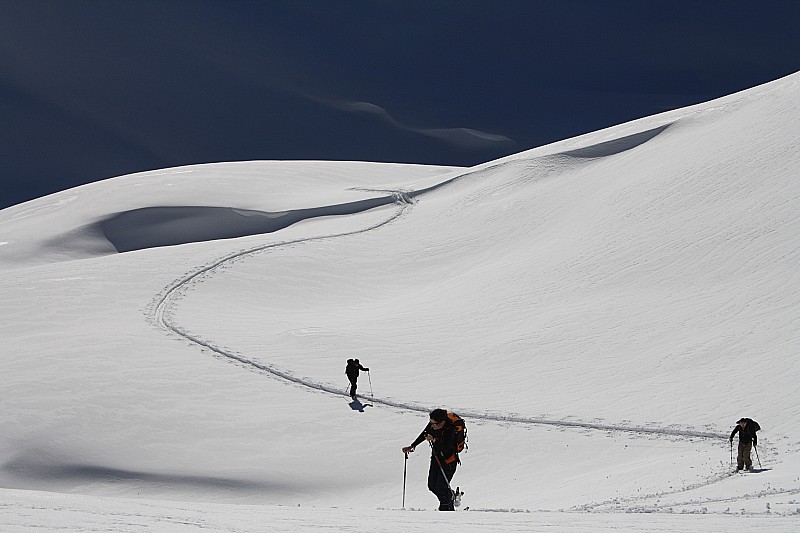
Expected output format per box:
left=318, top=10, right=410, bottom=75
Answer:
left=146, top=160, right=787, bottom=514
left=150, top=169, right=728, bottom=439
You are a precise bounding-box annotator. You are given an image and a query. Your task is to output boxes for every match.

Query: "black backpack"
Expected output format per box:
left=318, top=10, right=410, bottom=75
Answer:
left=443, top=412, right=468, bottom=464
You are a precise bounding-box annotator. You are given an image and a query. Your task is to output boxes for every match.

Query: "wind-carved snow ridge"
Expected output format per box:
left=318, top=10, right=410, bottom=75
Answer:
left=149, top=177, right=726, bottom=442
left=103, top=195, right=402, bottom=253
left=562, top=124, right=670, bottom=158
left=402, top=122, right=674, bottom=200
left=105, top=123, right=670, bottom=254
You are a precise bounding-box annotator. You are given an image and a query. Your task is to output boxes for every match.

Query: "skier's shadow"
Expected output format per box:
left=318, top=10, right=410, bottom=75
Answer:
left=348, top=397, right=373, bottom=412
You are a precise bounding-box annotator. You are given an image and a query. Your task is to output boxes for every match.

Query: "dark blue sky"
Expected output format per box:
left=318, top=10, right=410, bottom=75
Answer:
left=2, top=1, right=799, bottom=209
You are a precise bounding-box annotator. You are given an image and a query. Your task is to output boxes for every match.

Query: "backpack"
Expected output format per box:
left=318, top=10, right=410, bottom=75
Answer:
left=444, top=412, right=468, bottom=464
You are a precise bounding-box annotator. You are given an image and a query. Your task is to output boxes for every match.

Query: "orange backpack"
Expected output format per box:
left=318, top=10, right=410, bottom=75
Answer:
left=444, top=412, right=468, bottom=464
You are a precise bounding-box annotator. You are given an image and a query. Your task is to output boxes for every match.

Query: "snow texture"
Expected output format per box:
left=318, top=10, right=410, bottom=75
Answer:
left=1, top=72, right=800, bottom=531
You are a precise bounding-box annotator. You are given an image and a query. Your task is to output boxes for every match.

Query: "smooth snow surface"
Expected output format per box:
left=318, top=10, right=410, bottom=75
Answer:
left=1, top=73, right=800, bottom=531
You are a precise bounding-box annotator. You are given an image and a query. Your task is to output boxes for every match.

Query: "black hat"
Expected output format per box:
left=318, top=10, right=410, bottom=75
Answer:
left=737, top=418, right=748, bottom=423
left=430, top=408, right=448, bottom=422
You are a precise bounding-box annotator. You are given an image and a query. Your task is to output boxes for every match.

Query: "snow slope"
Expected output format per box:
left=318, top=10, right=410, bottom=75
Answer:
left=1, top=72, right=799, bottom=531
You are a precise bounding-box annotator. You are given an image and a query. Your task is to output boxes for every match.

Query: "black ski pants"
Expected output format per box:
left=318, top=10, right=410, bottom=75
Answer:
left=348, top=377, right=357, bottom=397
left=427, top=457, right=457, bottom=510
left=737, top=440, right=753, bottom=470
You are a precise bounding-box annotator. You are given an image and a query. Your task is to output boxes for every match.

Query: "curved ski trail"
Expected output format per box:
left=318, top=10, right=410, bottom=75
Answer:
left=149, top=189, right=725, bottom=442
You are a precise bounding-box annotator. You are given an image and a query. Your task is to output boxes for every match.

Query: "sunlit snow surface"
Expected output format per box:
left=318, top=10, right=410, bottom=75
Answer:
left=1, top=73, right=800, bottom=531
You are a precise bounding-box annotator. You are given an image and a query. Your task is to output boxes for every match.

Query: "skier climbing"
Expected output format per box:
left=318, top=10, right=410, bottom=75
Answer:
left=345, top=358, right=368, bottom=398
left=729, top=417, right=760, bottom=471
left=402, top=408, right=462, bottom=511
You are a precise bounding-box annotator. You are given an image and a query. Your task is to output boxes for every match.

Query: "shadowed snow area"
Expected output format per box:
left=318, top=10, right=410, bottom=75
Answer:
left=0, top=161, right=453, bottom=267
left=563, top=123, right=670, bottom=157
left=100, top=196, right=399, bottom=253
left=2, top=454, right=281, bottom=495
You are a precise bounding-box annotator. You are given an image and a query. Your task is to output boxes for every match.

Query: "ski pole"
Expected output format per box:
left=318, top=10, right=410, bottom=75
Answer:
left=367, top=370, right=374, bottom=396
left=730, top=440, right=733, bottom=468
left=402, top=451, right=408, bottom=509
left=754, top=443, right=762, bottom=469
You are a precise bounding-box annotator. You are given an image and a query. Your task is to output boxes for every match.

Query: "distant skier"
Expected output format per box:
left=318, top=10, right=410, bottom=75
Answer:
left=729, top=417, right=760, bottom=471
left=402, top=409, right=463, bottom=511
left=345, top=358, right=368, bottom=398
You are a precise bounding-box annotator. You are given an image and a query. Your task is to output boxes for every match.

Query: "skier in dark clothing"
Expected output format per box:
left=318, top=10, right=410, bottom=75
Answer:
left=402, top=408, right=458, bottom=511
left=730, top=417, right=760, bottom=471
left=345, top=358, right=368, bottom=398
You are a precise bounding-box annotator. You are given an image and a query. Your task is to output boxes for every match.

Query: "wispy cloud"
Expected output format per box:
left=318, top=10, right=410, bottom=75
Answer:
left=417, top=127, right=514, bottom=149
left=309, top=96, right=514, bottom=149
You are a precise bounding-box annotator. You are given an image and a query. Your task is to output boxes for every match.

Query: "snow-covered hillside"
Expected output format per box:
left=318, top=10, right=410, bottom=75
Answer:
left=1, top=72, right=799, bottom=531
